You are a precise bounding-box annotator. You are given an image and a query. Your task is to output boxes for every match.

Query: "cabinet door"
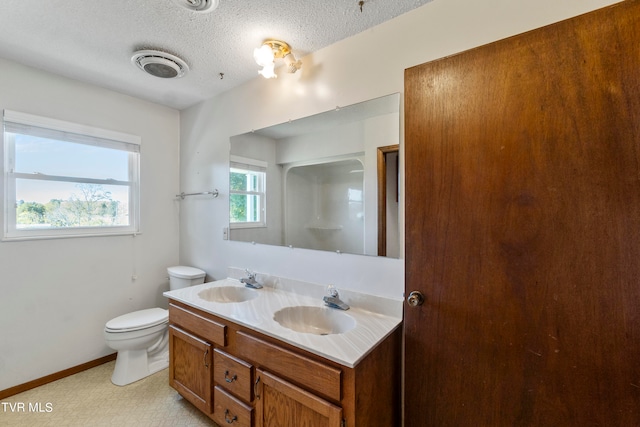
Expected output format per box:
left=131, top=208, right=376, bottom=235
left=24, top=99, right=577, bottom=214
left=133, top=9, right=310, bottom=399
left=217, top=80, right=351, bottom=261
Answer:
left=255, top=369, right=342, bottom=427
left=168, top=325, right=213, bottom=414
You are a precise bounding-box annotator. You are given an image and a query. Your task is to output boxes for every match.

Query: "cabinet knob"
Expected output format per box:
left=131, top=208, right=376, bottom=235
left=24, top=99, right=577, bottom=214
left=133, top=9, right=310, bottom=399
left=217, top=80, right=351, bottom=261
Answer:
left=407, top=291, right=425, bottom=307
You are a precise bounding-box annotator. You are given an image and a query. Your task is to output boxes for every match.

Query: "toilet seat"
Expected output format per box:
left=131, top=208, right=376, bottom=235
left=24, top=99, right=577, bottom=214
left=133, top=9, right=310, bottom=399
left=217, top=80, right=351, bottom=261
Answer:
left=105, top=308, right=168, bottom=333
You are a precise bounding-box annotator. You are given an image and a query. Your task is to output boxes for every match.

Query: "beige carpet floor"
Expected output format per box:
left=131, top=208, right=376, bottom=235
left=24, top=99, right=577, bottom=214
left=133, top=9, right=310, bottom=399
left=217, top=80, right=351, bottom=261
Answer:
left=0, top=361, right=219, bottom=426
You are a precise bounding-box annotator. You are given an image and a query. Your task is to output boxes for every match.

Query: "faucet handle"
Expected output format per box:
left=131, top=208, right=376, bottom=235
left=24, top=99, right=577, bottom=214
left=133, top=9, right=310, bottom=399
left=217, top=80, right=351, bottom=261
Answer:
left=245, top=269, right=255, bottom=279
left=327, top=284, right=339, bottom=298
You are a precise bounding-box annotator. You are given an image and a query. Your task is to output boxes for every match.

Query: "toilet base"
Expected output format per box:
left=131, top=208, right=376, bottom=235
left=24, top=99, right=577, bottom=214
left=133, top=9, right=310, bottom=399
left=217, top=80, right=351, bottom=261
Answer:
left=111, top=348, right=169, bottom=386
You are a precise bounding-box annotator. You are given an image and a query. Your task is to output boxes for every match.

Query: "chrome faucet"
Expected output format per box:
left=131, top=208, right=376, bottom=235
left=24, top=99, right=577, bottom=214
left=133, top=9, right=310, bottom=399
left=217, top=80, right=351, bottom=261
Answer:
left=240, top=269, right=263, bottom=289
left=323, top=285, right=350, bottom=310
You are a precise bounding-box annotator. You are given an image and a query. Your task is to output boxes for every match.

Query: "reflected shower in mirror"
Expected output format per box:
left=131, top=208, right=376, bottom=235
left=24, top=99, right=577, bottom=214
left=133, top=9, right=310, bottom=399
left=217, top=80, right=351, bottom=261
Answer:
left=229, top=93, right=400, bottom=257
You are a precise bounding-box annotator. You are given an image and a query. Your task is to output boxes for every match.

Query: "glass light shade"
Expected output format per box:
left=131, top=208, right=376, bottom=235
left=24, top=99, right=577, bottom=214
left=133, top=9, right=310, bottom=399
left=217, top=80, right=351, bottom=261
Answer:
left=253, top=45, right=275, bottom=67
left=258, top=63, right=277, bottom=79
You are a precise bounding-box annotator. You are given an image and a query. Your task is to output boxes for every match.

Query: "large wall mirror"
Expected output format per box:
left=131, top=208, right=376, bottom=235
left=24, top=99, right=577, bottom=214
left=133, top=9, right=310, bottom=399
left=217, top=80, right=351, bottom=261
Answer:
left=229, top=93, right=400, bottom=258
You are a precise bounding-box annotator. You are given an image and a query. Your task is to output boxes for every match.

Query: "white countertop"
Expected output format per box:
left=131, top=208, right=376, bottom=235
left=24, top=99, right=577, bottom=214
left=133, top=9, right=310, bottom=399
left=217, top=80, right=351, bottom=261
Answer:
left=163, top=278, right=403, bottom=368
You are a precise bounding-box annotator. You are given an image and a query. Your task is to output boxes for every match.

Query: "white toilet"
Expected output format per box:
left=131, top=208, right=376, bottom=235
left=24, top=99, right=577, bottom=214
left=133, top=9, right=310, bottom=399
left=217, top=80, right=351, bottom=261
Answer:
left=104, top=266, right=206, bottom=386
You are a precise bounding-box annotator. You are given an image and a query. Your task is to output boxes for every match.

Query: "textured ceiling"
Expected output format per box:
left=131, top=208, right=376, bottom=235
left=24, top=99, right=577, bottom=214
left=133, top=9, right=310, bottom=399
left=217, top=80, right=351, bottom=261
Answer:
left=0, top=0, right=431, bottom=110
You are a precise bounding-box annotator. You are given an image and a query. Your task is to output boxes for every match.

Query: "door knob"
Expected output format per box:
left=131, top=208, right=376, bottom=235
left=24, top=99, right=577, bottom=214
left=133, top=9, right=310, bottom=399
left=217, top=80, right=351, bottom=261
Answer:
left=407, top=291, right=425, bottom=307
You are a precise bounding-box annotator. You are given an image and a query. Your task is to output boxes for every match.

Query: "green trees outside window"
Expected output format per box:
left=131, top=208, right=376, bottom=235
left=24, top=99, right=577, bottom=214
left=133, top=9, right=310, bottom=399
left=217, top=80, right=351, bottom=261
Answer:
left=16, top=183, right=124, bottom=228
left=229, top=166, right=265, bottom=226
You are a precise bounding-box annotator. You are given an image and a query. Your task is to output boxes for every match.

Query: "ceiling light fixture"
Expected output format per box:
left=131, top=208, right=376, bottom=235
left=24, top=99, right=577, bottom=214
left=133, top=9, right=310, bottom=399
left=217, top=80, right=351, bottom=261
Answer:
left=253, top=40, right=302, bottom=79
left=131, top=50, right=189, bottom=79
left=172, top=0, right=219, bottom=13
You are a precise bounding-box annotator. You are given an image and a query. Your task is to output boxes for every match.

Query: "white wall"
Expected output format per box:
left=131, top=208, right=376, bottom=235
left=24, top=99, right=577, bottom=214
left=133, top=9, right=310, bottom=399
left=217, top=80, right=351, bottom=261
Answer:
left=179, top=0, right=620, bottom=300
left=0, top=59, right=181, bottom=390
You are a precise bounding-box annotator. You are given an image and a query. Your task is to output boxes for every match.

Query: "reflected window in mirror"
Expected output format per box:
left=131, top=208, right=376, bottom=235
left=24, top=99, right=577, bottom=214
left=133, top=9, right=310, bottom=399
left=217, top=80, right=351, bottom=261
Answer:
left=230, top=156, right=267, bottom=229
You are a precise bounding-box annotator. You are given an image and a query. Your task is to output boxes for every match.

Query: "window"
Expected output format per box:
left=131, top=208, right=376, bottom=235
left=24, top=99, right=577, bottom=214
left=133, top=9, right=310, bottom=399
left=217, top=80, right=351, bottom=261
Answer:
left=229, top=156, right=266, bottom=228
left=2, top=110, right=140, bottom=240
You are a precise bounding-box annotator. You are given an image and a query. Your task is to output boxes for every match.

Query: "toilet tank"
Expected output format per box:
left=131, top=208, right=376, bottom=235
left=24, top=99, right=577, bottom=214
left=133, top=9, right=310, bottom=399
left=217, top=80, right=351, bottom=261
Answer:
left=167, top=266, right=206, bottom=290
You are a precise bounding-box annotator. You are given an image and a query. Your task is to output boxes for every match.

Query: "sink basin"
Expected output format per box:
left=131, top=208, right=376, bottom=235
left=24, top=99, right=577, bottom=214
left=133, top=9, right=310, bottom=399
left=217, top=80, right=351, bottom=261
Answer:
left=198, top=286, right=259, bottom=303
left=273, top=306, right=356, bottom=335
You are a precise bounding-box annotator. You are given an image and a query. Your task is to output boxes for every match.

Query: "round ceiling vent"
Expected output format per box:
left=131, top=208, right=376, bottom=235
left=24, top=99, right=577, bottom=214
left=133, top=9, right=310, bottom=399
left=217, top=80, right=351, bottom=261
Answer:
left=131, top=50, right=189, bottom=79
left=172, top=0, right=219, bottom=13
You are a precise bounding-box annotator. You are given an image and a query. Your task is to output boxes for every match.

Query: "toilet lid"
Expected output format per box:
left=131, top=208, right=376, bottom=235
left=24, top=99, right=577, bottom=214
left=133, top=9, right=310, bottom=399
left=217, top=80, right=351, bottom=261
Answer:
left=168, top=265, right=206, bottom=279
left=105, top=308, right=168, bottom=332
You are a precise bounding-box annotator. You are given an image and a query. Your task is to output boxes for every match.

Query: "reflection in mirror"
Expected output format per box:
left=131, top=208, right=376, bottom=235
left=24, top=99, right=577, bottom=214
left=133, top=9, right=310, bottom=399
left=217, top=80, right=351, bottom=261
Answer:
left=229, top=93, right=400, bottom=258
left=285, top=157, right=364, bottom=253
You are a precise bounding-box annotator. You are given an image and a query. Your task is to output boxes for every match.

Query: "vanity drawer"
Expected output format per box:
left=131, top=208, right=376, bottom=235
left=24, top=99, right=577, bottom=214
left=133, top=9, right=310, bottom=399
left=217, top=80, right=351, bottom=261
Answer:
left=169, top=303, right=227, bottom=347
left=213, top=348, right=253, bottom=402
left=236, top=331, right=342, bottom=402
left=213, top=386, right=253, bottom=427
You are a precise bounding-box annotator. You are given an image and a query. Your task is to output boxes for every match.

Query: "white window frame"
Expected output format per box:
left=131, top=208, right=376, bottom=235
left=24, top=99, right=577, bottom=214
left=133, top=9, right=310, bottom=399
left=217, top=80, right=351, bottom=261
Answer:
left=2, top=110, right=141, bottom=241
left=229, top=155, right=267, bottom=229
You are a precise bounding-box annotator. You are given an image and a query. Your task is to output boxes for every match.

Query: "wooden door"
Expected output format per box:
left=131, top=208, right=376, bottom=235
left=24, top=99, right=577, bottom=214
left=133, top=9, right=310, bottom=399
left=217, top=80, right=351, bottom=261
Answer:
left=168, top=325, right=213, bottom=414
left=255, top=369, right=342, bottom=427
left=404, top=1, right=640, bottom=425
left=378, top=144, right=400, bottom=257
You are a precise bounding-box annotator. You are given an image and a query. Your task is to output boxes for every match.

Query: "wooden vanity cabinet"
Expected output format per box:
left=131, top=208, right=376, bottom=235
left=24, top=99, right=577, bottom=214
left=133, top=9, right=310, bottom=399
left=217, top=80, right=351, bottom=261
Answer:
left=255, top=369, right=343, bottom=427
left=213, top=348, right=253, bottom=402
left=168, top=303, right=227, bottom=415
left=213, top=386, right=253, bottom=427
left=168, top=325, right=213, bottom=414
left=167, top=299, right=401, bottom=427
left=211, top=348, right=255, bottom=426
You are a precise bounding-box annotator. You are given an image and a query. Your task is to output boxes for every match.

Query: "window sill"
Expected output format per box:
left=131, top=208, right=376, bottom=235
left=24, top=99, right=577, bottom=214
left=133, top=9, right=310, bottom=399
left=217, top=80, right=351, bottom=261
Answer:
left=229, top=223, right=266, bottom=230
left=2, top=229, right=141, bottom=242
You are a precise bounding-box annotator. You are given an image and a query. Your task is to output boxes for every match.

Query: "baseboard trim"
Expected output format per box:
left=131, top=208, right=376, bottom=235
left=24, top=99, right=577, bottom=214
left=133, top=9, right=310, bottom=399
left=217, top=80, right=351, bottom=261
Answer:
left=0, top=353, right=117, bottom=400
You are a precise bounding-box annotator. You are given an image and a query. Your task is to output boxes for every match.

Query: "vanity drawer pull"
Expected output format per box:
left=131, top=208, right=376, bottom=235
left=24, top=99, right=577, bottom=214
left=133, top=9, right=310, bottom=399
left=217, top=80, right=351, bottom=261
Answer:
left=214, top=348, right=253, bottom=402
left=224, top=409, right=237, bottom=424
left=213, top=386, right=253, bottom=427
left=224, top=370, right=237, bottom=383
